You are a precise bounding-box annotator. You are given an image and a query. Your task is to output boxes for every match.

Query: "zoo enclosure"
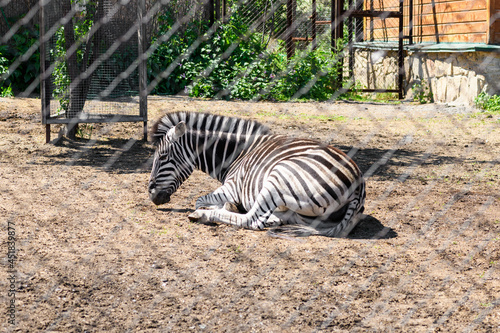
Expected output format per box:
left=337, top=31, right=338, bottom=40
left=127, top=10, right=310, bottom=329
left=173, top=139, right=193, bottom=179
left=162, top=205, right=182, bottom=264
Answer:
left=1, top=1, right=500, bottom=332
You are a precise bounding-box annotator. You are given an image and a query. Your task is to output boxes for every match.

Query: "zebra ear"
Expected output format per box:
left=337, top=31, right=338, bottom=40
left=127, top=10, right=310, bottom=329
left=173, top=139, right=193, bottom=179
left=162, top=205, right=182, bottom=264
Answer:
left=167, top=121, right=187, bottom=142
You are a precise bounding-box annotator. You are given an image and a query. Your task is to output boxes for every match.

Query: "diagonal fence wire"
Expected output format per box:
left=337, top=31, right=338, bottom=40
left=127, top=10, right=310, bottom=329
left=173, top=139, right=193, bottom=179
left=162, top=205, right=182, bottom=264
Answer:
left=1, top=0, right=499, bottom=332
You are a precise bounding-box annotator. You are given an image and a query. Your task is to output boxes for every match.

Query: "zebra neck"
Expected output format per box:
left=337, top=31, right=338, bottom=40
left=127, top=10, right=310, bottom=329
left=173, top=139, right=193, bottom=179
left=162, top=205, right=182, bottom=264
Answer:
left=190, top=130, right=261, bottom=182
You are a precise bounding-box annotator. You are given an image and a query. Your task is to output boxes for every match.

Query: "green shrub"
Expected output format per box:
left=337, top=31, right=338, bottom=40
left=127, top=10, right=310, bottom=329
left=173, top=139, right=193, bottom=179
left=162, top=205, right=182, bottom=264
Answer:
left=148, top=11, right=209, bottom=95
left=412, top=82, right=433, bottom=104
left=148, top=12, right=343, bottom=101
left=0, top=47, right=13, bottom=97
left=475, top=92, right=500, bottom=112
left=269, top=47, right=342, bottom=101
left=1, top=18, right=40, bottom=95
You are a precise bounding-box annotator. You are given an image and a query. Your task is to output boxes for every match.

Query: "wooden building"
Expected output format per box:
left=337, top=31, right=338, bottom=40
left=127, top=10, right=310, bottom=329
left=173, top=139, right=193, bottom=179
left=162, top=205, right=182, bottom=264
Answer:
left=364, top=0, right=500, bottom=44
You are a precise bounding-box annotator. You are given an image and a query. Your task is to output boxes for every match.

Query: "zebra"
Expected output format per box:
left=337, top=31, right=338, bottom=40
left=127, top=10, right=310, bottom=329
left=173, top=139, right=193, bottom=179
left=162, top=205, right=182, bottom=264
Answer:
left=148, top=111, right=366, bottom=237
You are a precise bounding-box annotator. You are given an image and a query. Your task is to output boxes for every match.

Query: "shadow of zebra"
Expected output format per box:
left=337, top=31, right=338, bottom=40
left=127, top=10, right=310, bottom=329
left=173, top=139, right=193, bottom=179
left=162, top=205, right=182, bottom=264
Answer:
left=157, top=207, right=396, bottom=240
left=347, top=214, right=397, bottom=240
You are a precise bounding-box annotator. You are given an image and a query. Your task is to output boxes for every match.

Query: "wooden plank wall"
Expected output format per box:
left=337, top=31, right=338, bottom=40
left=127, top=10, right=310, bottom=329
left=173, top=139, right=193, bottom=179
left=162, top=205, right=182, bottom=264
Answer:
left=362, top=0, right=495, bottom=44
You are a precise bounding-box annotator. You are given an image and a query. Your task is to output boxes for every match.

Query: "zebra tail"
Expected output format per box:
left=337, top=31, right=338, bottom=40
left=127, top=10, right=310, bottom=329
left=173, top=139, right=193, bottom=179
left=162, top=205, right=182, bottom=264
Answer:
left=267, top=224, right=321, bottom=238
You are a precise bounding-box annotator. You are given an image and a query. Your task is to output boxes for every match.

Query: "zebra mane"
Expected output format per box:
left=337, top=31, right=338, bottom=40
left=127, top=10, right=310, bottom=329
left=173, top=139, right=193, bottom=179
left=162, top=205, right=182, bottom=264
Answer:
left=150, top=112, right=271, bottom=144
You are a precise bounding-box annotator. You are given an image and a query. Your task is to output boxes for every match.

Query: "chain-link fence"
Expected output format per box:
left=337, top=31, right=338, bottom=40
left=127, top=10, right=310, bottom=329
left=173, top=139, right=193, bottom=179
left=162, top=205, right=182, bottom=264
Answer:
left=1, top=0, right=500, bottom=331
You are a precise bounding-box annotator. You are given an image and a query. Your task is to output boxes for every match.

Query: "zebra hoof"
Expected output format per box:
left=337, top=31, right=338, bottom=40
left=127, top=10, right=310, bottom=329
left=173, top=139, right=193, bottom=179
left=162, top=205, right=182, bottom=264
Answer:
left=188, top=212, right=201, bottom=222
left=188, top=210, right=208, bottom=223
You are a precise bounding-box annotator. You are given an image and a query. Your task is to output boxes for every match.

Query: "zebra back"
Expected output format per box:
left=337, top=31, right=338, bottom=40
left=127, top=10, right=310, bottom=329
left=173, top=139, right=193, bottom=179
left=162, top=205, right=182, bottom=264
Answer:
left=150, top=112, right=271, bottom=144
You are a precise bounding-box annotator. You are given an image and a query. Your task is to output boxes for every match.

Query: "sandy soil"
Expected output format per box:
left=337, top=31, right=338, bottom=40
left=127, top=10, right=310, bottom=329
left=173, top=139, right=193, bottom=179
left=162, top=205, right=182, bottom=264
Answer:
left=1, top=96, right=499, bottom=332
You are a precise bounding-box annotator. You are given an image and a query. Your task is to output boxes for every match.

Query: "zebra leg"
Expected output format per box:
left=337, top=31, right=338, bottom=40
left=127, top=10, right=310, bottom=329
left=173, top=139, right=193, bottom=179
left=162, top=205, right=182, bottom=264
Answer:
left=195, top=184, right=238, bottom=210
left=323, top=185, right=365, bottom=237
left=267, top=178, right=366, bottom=238
left=189, top=187, right=281, bottom=230
left=188, top=208, right=276, bottom=230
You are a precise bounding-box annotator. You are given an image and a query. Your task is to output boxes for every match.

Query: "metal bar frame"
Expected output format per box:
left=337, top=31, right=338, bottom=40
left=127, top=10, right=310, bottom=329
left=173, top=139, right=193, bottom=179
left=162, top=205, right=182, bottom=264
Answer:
left=286, top=0, right=296, bottom=59
left=397, top=0, right=404, bottom=99
left=312, top=0, right=317, bottom=49
left=139, top=0, right=148, bottom=141
left=39, top=0, right=50, bottom=143
left=44, top=115, right=147, bottom=124
left=342, top=0, right=405, bottom=99
left=349, top=10, right=402, bottom=18
left=40, top=0, right=149, bottom=143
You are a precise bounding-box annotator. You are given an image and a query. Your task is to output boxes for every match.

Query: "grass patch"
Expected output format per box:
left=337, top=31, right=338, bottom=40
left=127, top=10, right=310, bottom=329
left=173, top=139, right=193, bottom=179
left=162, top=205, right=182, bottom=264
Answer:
left=301, top=114, right=348, bottom=122
left=342, top=90, right=402, bottom=104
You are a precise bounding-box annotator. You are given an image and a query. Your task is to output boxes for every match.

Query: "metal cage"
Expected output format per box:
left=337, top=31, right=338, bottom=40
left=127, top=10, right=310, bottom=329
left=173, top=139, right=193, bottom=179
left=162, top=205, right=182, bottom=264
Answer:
left=40, top=0, right=148, bottom=143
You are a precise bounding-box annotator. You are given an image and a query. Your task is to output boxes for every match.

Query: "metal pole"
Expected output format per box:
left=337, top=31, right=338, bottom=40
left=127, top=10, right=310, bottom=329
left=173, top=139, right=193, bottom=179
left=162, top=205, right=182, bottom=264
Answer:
left=139, top=0, right=148, bottom=141
left=408, top=0, right=414, bottom=45
left=286, top=0, right=295, bottom=59
left=331, top=0, right=336, bottom=51
left=332, top=0, right=344, bottom=85
left=222, top=0, right=227, bottom=22
left=398, top=0, right=404, bottom=99
left=39, top=0, right=50, bottom=143
left=312, top=0, right=317, bottom=50
left=208, top=0, right=215, bottom=26
left=348, top=0, right=354, bottom=80
left=332, top=0, right=344, bottom=50
left=355, top=0, right=363, bottom=42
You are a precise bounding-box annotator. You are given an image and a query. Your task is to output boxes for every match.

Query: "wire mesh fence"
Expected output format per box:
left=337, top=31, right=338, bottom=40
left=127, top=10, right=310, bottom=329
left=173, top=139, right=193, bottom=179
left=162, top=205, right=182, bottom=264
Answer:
left=1, top=0, right=500, bottom=331
left=42, top=0, right=143, bottom=112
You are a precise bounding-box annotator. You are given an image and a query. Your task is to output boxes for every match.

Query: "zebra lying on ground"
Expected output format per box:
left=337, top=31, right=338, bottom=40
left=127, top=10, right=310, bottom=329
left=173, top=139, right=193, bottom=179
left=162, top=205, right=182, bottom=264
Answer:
left=148, top=111, right=366, bottom=237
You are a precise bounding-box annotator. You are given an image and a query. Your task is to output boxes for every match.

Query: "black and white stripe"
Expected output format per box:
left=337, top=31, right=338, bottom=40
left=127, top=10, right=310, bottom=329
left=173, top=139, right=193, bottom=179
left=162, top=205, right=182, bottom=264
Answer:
left=148, top=112, right=365, bottom=237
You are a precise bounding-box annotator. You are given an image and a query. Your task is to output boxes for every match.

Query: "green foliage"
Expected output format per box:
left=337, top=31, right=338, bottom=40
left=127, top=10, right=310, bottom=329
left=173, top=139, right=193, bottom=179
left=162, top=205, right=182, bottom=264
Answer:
left=0, top=84, right=14, bottom=97
left=269, top=48, right=341, bottom=101
left=0, top=48, right=13, bottom=97
left=0, top=46, right=8, bottom=74
left=148, top=11, right=209, bottom=95
left=474, top=92, right=500, bottom=112
left=412, top=82, right=433, bottom=104
left=1, top=18, right=40, bottom=95
left=149, top=12, right=343, bottom=101
left=51, top=10, right=96, bottom=112
left=51, top=27, right=71, bottom=113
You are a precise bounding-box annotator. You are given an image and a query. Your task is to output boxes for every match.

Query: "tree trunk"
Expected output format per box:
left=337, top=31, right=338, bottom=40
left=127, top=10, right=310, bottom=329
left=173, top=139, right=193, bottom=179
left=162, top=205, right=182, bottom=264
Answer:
left=61, top=0, right=104, bottom=136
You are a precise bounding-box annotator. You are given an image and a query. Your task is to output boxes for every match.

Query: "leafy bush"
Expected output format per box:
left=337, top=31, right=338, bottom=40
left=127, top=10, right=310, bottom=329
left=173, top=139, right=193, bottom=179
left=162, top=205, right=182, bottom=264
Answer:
left=0, top=46, right=8, bottom=73
left=0, top=46, right=13, bottom=97
left=148, top=12, right=343, bottom=101
left=1, top=18, right=40, bottom=95
left=475, top=92, right=500, bottom=112
left=411, top=81, right=433, bottom=104
left=148, top=11, right=209, bottom=95
left=269, top=48, right=342, bottom=101
left=50, top=27, right=71, bottom=113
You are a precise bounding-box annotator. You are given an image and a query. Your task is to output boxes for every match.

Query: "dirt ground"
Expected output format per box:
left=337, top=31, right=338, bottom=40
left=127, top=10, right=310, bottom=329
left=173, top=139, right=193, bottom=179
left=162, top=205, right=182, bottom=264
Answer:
left=1, top=96, right=499, bottom=332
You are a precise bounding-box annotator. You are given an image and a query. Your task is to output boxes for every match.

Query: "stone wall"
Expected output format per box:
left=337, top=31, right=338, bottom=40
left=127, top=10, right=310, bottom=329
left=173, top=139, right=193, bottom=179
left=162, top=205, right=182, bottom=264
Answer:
left=352, top=45, right=500, bottom=105
left=352, top=49, right=400, bottom=92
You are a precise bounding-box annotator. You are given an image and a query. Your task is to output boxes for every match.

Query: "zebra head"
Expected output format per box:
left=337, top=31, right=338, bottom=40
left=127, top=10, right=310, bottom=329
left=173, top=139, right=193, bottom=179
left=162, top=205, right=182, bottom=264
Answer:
left=148, top=121, right=194, bottom=205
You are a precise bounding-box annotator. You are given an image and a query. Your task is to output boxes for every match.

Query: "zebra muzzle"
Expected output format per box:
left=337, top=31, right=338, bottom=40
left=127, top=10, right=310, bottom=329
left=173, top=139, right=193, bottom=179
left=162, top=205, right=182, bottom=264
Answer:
left=149, top=187, right=171, bottom=205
